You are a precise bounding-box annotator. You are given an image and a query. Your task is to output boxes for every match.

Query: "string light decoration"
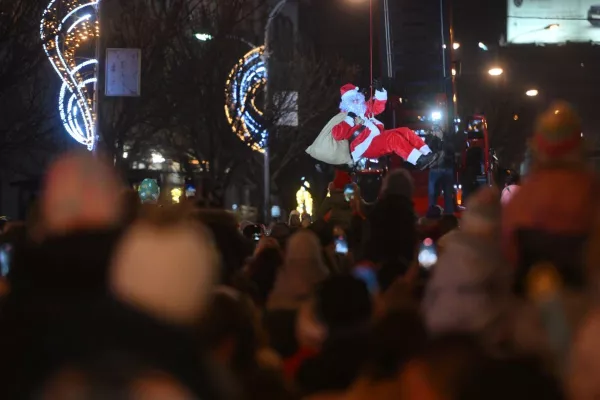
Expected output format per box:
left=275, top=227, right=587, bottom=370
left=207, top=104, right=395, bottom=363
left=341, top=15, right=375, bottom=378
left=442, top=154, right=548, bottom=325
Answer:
left=41, top=0, right=100, bottom=151
left=224, top=46, right=268, bottom=152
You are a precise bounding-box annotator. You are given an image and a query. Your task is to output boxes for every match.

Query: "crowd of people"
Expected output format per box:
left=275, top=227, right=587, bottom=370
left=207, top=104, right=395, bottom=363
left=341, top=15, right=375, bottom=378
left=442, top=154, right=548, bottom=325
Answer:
left=0, top=102, right=598, bottom=399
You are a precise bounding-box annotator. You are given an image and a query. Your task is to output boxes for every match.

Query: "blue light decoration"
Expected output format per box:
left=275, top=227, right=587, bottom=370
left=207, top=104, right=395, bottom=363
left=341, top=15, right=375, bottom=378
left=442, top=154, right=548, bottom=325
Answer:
left=41, top=0, right=100, bottom=151
left=138, top=178, right=160, bottom=204
left=225, top=46, right=268, bottom=152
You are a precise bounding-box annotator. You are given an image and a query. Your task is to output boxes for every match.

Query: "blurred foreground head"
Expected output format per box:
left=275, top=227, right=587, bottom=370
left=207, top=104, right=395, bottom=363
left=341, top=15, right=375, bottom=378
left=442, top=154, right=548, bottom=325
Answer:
left=42, top=151, right=124, bottom=236
left=41, top=368, right=195, bottom=400
left=531, top=101, right=584, bottom=167
left=110, top=208, right=219, bottom=325
left=462, top=187, right=501, bottom=237
left=380, top=168, right=414, bottom=199
left=268, top=229, right=328, bottom=309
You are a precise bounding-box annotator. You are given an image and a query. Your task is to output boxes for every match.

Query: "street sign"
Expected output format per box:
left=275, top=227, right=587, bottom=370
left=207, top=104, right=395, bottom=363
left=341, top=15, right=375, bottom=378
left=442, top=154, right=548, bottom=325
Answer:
left=105, top=48, right=141, bottom=97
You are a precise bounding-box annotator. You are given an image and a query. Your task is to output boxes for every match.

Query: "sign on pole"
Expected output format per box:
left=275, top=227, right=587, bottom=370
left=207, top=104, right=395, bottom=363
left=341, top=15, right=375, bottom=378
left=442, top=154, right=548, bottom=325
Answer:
left=105, top=48, right=141, bottom=97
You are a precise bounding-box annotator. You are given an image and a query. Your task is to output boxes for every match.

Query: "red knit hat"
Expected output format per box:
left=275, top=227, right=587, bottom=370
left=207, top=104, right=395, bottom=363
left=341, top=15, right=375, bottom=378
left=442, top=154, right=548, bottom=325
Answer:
left=340, top=84, right=359, bottom=100
left=332, top=170, right=352, bottom=190
left=531, top=101, right=583, bottom=160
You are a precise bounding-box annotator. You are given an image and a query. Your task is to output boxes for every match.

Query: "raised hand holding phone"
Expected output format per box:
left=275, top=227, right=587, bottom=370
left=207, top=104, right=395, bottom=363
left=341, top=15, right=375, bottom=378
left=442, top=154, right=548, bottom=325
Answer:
left=418, top=238, right=438, bottom=269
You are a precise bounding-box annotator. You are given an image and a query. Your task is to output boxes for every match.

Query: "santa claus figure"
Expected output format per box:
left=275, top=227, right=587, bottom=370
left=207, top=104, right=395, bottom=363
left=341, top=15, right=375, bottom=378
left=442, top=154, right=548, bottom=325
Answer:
left=332, top=82, right=441, bottom=169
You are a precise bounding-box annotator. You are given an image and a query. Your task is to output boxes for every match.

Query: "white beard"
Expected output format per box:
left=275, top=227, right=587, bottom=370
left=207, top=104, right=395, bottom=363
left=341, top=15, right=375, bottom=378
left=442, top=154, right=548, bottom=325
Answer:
left=340, top=93, right=367, bottom=117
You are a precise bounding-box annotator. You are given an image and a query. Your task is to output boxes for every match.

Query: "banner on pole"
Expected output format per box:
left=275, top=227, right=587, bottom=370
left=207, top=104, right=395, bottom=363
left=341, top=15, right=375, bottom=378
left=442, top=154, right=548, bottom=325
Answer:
left=106, top=48, right=141, bottom=97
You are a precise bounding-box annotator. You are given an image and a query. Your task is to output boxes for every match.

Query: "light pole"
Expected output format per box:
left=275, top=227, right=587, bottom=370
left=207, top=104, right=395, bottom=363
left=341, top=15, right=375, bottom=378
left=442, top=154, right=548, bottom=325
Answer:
left=263, top=0, right=290, bottom=224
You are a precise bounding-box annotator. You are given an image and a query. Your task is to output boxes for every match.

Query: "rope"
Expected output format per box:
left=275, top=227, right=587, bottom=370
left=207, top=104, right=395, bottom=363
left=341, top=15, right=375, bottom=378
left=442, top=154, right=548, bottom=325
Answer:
left=369, top=0, right=374, bottom=117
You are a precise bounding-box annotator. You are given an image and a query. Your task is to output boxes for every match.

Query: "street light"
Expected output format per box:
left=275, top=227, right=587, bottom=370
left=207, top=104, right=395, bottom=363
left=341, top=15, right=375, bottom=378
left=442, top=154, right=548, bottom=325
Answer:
left=488, top=67, right=504, bottom=76
left=478, top=42, right=489, bottom=51
left=151, top=152, right=165, bottom=164
left=194, top=33, right=213, bottom=41
left=453, top=42, right=460, bottom=50
left=525, top=89, right=539, bottom=97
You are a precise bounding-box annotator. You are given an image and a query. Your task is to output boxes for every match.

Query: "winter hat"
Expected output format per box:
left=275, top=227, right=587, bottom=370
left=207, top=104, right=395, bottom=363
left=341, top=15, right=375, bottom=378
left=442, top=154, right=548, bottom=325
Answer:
left=268, top=230, right=328, bottom=309
left=42, top=151, right=124, bottom=235
left=461, top=187, right=501, bottom=235
left=531, top=101, right=583, bottom=162
left=332, top=170, right=352, bottom=190
left=110, top=219, right=218, bottom=325
left=340, top=83, right=359, bottom=100
left=42, top=151, right=124, bottom=234
left=380, top=168, right=414, bottom=199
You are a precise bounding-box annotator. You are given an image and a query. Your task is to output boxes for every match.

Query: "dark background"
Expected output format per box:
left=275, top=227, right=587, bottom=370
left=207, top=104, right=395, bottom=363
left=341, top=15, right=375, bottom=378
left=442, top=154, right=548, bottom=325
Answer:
left=302, top=0, right=600, bottom=167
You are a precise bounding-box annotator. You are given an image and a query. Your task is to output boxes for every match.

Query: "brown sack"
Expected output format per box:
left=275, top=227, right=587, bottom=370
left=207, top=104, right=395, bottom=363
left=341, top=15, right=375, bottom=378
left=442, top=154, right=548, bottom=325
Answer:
left=306, top=113, right=353, bottom=166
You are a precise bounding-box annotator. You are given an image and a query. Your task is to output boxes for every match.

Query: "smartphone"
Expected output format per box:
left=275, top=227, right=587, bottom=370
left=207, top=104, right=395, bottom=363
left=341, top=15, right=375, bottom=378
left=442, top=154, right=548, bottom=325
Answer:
left=0, top=244, right=12, bottom=277
left=271, top=205, right=281, bottom=219
left=344, top=184, right=355, bottom=202
left=335, top=236, right=348, bottom=254
left=418, top=238, right=438, bottom=269
left=353, top=266, right=379, bottom=294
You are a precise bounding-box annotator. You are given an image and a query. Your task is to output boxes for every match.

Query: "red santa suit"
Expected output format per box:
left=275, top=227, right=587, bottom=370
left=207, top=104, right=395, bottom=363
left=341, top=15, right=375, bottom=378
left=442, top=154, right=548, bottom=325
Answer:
left=332, top=84, right=432, bottom=165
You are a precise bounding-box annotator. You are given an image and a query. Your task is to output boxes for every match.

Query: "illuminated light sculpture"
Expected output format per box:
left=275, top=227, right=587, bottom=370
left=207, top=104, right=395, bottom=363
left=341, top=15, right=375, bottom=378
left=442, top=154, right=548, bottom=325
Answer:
left=296, top=181, right=313, bottom=216
left=225, top=46, right=268, bottom=152
left=41, top=0, right=100, bottom=151
left=170, top=188, right=183, bottom=204
left=138, top=178, right=160, bottom=204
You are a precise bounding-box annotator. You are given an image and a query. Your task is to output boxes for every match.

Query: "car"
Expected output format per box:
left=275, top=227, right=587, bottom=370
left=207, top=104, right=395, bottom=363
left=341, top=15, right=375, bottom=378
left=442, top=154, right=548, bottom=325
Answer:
left=588, top=5, right=600, bottom=27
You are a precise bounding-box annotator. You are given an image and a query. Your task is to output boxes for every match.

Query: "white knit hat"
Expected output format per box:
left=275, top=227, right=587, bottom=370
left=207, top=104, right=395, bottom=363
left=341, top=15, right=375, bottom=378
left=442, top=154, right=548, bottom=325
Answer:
left=110, top=220, right=219, bottom=325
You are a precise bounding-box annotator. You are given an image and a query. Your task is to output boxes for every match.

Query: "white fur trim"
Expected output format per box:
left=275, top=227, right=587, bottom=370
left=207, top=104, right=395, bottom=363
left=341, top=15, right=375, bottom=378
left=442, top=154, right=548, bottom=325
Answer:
left=407, top=148, right=422, bottom=165
left=344, top=116, right=355, bottom=126
left=351, top=123, right=381, bottom=160
left=420, top=145, right=432, bottom=155
left=341, top=88, right=359, bottom=101
left=374, top=89, right=387, bottom=101
left=363, top=118, right=379, bottom=134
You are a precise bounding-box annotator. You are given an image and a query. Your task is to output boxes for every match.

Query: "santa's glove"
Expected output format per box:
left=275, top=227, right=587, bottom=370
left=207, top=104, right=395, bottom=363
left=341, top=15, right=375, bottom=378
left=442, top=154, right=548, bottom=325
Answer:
left=373, top=79, right=384, bottom=92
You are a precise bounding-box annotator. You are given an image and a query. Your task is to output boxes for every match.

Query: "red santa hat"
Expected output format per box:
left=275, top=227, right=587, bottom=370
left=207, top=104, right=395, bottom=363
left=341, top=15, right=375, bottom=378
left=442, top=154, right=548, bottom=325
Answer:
left=332, top=170, right=352, bottom=190
left=340, top=84, right=359, bottom=101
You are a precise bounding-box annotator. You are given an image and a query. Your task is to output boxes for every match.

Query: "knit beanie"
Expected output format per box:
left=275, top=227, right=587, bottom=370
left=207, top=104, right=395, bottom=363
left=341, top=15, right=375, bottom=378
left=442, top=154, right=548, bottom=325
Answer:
left=110, top=220, right=218, bottom=325
left=42, top=151, right=124, bottom=235
left=531, top=101, right=583, bottom=162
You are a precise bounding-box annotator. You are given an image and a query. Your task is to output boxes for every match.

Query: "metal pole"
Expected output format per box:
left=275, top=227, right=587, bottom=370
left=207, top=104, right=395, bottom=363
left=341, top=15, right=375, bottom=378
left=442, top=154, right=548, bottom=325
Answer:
left=263, top=0, right=289, bottom=224
left=382, top=0, right=395, bottom=127
left=92, top=0, right=102, bottom=155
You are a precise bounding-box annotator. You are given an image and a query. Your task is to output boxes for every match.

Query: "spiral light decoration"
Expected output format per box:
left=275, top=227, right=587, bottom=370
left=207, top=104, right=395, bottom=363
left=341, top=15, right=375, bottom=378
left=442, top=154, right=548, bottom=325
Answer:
left=224, top=46, right=267, bottom=153
left=41, top=0, right=100, bottom=151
